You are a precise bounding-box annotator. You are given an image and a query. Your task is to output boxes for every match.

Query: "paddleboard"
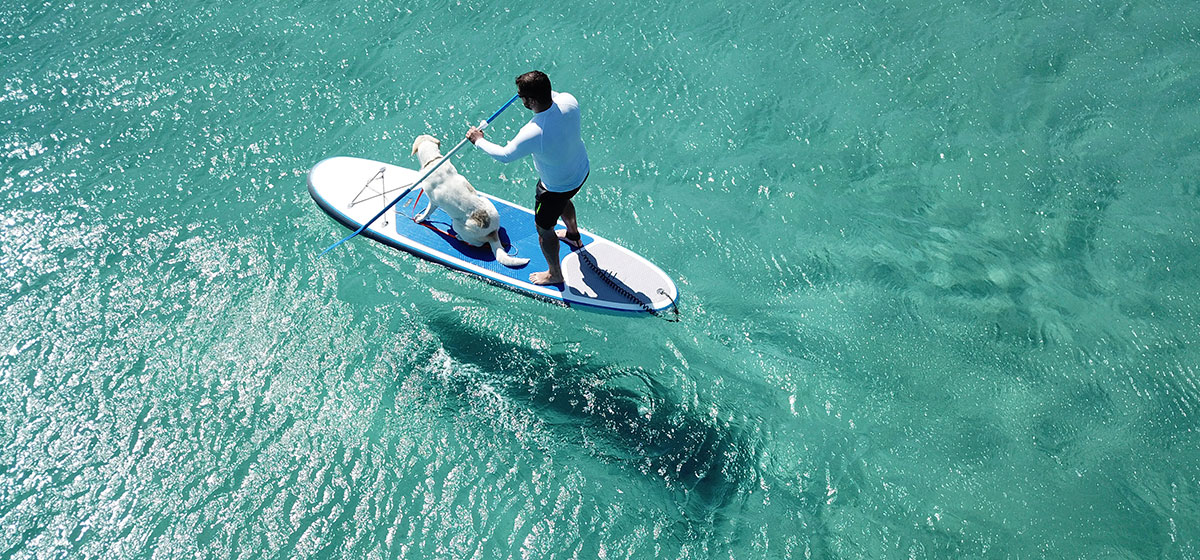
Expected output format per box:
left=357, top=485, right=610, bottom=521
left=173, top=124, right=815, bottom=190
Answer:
left=308, top=156, right=678, bottom=315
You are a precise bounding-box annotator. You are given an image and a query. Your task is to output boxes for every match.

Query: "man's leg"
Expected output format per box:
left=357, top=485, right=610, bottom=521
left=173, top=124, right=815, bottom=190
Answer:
left=530, top=182, right=582, bottom=285
left=556, top=200, right=581, bottom=248
left=561, top=201, right=578, bottom=234
left=530, top=225, right=563, bottom=285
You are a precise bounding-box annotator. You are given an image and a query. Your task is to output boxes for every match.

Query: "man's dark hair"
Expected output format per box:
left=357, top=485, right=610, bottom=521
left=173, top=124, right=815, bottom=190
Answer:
left=516, top=71, right=552, bottom=104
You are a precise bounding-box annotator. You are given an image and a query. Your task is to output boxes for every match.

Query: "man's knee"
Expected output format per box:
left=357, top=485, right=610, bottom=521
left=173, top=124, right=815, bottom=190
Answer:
left=536, top=225, right=557, bottom=239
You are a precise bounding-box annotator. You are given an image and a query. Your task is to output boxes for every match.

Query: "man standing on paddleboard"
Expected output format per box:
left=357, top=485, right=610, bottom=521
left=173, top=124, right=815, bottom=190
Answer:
left=467, top=71, right=590, bottom=286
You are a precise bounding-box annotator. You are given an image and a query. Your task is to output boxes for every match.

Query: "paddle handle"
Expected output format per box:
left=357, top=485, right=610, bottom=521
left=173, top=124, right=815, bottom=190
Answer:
left=320, top=94, right=521, bottom=256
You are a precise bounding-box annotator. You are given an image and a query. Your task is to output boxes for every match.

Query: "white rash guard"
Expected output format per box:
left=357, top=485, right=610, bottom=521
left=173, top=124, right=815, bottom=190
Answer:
left=473, top=91, right=590, bottom=192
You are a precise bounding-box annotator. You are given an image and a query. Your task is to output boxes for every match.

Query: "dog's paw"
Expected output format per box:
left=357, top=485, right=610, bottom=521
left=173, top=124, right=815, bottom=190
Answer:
left=412, top=212, right=428, bottom=223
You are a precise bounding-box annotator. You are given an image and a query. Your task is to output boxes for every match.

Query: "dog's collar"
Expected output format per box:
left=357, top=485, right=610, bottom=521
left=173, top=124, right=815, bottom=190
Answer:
left=421, top=156, right=444, bottom=169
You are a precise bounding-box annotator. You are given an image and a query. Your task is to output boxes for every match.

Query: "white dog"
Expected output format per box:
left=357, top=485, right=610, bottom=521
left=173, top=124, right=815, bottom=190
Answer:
left=410, top=134, right=529, bottom=268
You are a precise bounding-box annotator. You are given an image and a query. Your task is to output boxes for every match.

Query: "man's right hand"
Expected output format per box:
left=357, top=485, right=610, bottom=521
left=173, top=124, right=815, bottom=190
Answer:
left=466, top=127, right=484, bottom=144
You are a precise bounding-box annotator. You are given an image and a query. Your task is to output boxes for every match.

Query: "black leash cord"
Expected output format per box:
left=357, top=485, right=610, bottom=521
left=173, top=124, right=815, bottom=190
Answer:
left=576, top=248, right=680, bottom=322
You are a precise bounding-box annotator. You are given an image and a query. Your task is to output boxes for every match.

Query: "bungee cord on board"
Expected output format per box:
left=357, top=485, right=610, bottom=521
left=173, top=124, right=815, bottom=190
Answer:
left=348, top=166, right=417, bottom=228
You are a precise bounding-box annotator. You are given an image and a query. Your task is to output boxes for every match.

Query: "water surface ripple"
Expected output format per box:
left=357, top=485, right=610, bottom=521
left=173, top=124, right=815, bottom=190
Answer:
left=2, top=0, right=1199, bottom=558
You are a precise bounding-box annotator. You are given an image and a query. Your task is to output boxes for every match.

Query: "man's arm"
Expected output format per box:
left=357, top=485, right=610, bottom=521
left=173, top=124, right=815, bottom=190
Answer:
left=468, top=124, right=540, bottom=163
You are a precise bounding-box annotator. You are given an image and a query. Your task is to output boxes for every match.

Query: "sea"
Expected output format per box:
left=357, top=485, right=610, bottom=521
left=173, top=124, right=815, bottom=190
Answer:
left=2, top=0, right=1198, bottom=558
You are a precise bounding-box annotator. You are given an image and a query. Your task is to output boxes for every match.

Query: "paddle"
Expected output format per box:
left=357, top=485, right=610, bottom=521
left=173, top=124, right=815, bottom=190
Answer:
left=320, top=93, right=522, bottom=256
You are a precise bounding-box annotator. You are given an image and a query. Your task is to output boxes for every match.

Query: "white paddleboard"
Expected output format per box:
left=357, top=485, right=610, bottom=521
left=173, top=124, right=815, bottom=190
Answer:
left=309, top=156, right=678, bottom=315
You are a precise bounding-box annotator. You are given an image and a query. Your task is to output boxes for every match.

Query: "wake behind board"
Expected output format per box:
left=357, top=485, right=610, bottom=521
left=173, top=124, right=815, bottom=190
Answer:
left=308, top=156, right=678, bottom=315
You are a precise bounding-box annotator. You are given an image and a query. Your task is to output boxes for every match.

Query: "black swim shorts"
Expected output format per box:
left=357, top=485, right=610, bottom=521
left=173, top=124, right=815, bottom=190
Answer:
left=534, top=173, right=587, bottom=230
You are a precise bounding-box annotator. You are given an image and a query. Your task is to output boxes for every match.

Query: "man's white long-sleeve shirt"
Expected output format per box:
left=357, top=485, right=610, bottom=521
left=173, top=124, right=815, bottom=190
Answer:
left=474, top=91, right=590, bottom=192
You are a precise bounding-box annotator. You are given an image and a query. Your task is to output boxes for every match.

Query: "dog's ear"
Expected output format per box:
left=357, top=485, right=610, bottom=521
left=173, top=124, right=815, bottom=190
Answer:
left=411, top=135, right=440, bottom=155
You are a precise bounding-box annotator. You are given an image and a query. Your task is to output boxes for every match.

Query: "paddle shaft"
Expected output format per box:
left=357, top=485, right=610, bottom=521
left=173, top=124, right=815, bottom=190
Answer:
left=320, top=93, right=521, bottom=256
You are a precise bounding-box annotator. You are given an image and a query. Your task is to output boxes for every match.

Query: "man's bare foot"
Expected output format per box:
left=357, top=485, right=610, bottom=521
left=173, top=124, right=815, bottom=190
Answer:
left=557, top=230, right=583, bottom=249
left=529, top=271, right=564, bottom=285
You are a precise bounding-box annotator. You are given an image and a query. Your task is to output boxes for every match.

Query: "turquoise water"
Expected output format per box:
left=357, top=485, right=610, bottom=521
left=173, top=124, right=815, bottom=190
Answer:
left=3, top=0, right=1199, bottom=557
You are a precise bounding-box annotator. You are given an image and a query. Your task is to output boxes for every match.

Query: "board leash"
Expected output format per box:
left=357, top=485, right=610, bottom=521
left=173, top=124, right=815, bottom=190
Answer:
left=574, top=247, right=679, bottom=321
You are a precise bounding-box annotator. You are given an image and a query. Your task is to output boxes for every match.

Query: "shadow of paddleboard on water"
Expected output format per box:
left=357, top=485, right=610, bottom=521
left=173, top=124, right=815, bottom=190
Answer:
left=421, top=315, right=754, bottom=511
left=393, top=312, right=861, bottom=555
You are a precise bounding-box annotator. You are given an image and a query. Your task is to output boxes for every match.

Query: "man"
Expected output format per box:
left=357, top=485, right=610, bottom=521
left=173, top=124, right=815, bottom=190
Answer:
left=466, top=71, right=589, bottom=286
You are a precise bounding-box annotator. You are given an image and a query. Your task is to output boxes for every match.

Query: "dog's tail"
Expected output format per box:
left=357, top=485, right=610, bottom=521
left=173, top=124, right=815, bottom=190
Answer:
left=487, top=234, right=530, bottom=268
